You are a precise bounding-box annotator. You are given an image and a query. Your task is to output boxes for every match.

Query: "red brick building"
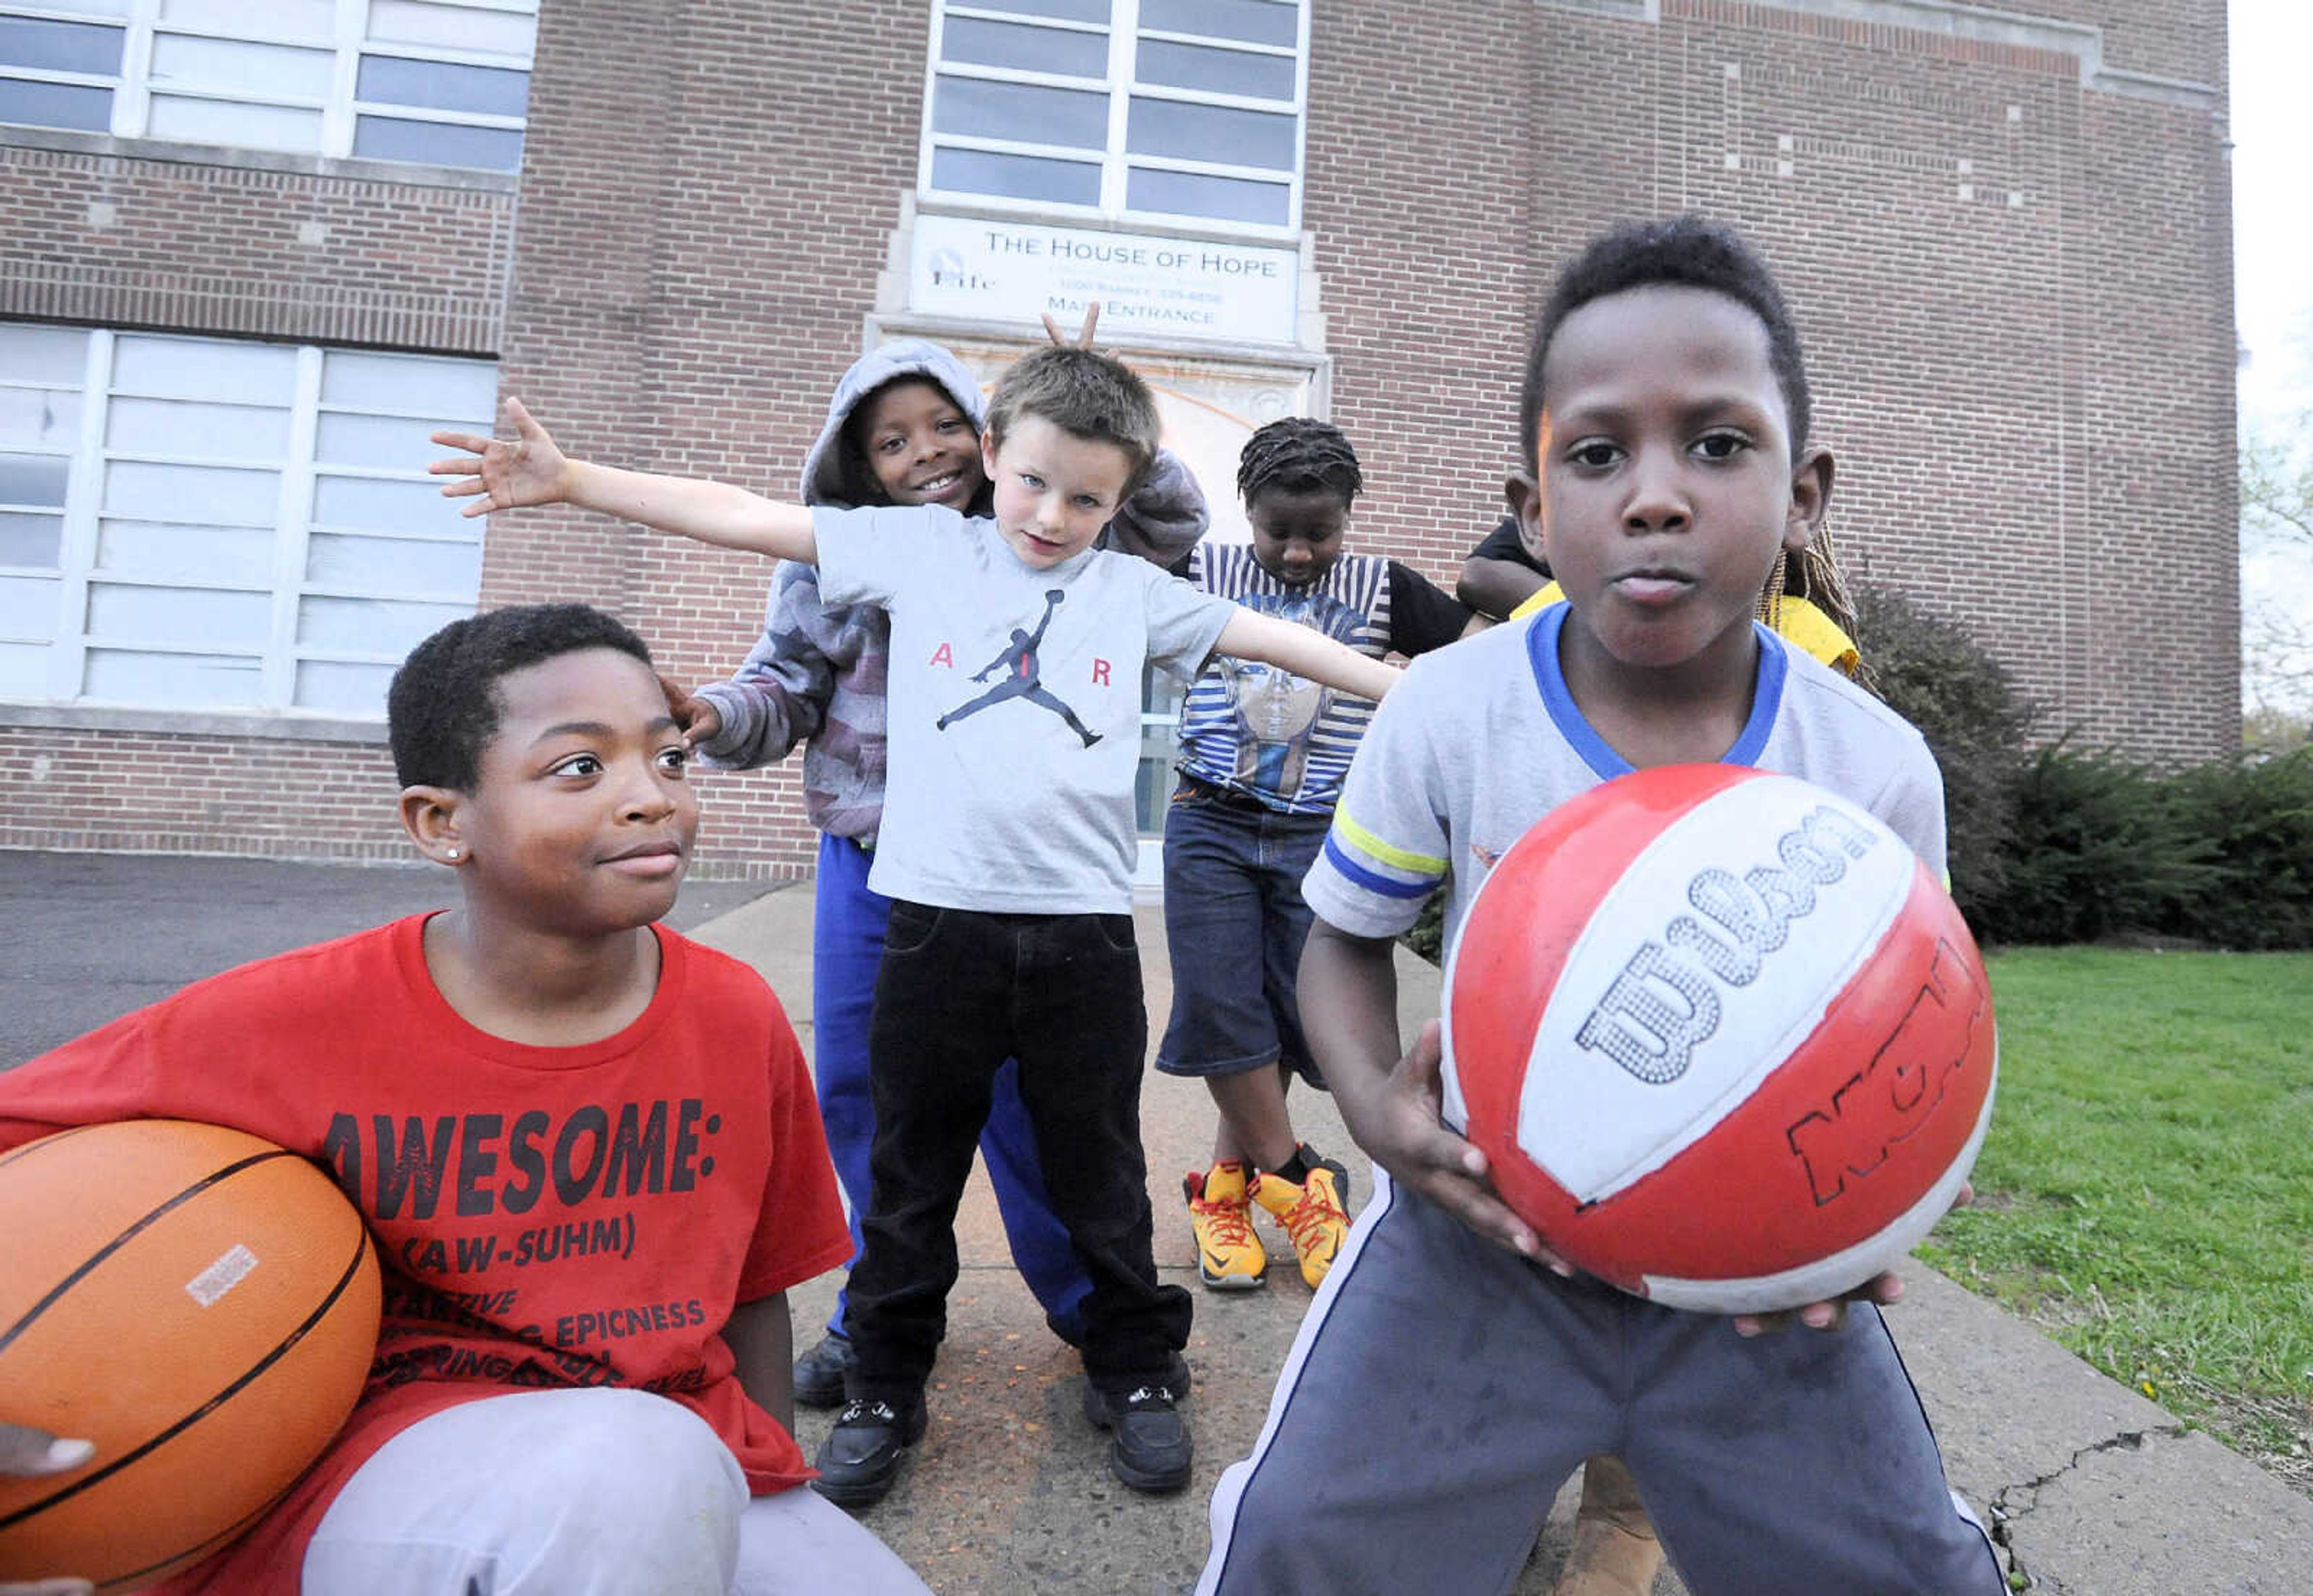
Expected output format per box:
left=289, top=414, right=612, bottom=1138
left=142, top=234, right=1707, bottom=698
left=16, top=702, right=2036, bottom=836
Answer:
left=0, top=0, right=2236, bottom=877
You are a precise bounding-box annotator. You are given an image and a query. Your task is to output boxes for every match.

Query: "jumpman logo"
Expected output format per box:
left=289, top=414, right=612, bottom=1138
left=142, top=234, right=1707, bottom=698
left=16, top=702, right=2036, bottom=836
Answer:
left=936, top=588, right=1103, bottom=747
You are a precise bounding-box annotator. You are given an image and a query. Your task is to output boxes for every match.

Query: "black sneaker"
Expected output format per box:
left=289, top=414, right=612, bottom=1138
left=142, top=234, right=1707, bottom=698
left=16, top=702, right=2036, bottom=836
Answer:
left=810, top=1397, right=926, bottom=1509
left=791, top=1330, right=855, bottom=1410
left=1082, top=1379, right=1192, bottom=1494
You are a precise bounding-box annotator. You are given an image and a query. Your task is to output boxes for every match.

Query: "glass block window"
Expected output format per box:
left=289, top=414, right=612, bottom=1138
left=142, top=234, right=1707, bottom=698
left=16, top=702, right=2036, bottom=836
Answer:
left=923, top=0, right=1305, bottom=232
left=0, top=320, right=494, bottom=715
left=0, top=0, right=535, bottom=172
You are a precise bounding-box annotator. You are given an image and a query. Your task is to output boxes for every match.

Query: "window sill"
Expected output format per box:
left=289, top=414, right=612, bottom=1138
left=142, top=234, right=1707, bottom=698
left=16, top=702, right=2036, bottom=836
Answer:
left=0, top=125, right=520, bottom=193
left=0, top=700, right=387, bottom=745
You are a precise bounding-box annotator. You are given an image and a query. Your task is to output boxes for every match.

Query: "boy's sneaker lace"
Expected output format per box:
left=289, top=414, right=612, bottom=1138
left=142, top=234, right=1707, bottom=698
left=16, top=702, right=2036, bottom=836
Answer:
left=1081, top=1378, right=1193, bottom=1494
left=1184, top=1160, right=1267, bottom=1290
left=810, top=1397, right=926, bottom=1510
left=1251, top=1155, right=1351, bottom=1289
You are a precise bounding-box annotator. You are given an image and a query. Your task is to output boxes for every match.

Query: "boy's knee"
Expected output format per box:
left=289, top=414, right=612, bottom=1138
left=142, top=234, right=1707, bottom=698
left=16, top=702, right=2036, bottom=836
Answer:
left=545, top=1386, right=746, bottom=1511
left=504, top=1391, right=751, bottom=1588
left=308, top=1389, right=749, bottom=1596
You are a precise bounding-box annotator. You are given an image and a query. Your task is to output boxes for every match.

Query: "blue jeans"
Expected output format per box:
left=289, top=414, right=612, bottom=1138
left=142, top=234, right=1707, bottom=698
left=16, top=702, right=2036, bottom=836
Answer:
left=1155, top=787, right=1331, bottom=1082
left=810, top=834, right=1091, bottom=1343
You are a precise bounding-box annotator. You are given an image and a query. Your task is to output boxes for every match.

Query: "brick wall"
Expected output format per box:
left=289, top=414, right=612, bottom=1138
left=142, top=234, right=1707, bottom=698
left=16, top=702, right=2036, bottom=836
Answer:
left=0, top=140, right=513, bottom=352
left=0, top=132, right=519, bottom=865
left=488, top=0, right=940, bottom=881
left=0, top=0, right=2237, bottom=867
left=0, top=731, right=408, bottom=862
left=1313, top=0, right=2237, bottom=766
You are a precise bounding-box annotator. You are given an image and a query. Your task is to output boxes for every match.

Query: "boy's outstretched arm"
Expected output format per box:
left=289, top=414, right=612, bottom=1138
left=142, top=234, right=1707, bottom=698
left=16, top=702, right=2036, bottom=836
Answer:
left=1214, top=609, right=1399, bottom=702
left=1298, top=920, right=1562, bottom=1266
left=429, top=397, right=819, bottom=563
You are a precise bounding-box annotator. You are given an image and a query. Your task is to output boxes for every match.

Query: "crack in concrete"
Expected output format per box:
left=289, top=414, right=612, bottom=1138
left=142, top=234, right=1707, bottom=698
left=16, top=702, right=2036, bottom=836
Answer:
left=1985, top=1426, right=2194, bottom=1590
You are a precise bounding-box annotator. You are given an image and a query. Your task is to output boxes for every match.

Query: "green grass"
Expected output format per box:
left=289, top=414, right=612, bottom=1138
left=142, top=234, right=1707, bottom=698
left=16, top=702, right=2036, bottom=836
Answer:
left=1919, top=947, right=2313, bottom=1489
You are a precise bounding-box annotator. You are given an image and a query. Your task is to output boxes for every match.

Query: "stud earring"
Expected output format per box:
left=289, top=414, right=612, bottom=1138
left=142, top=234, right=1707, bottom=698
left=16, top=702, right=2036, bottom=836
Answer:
left=446, top=847, right=460, bottom=860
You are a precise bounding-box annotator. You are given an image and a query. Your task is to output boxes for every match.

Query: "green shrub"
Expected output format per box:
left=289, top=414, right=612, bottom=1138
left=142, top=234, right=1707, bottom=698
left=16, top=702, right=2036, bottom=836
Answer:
left=1400, top=886, right=1445, bottom=966
left=1849, top=586, right=2031, bottom=927
left=1386, top=593, right=2313, bottom=957
left=2158, top=747, right=2313, bottom=950
left=1974, top=741, right=2223, bottom=946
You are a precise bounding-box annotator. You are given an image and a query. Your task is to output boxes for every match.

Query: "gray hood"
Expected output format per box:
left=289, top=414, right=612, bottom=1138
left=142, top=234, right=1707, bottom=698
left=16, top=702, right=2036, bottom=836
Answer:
left=799, top=338, right=987, bottom=508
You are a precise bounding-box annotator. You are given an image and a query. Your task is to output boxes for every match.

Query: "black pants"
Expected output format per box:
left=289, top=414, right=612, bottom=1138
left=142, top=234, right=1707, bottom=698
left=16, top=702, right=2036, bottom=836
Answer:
left=844, top=902, right=1193, bottom=1404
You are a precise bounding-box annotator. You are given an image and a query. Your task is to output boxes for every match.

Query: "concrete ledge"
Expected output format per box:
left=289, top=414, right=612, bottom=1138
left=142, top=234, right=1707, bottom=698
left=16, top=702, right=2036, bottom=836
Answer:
left=0, top=126, right=520, bottom=193
left=1897, top=1266, right=2313, bottom=1594
left=0, top=702, right=387, bottom=745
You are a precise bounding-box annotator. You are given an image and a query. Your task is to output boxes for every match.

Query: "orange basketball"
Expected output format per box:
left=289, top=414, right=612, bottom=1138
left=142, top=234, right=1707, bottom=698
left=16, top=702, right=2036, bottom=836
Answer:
left=0, top=1121, right=381, bottom=1592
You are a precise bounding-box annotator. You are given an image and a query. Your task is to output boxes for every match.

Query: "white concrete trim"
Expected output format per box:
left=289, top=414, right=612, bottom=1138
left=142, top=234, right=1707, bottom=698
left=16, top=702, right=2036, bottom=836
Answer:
left=1536, top=0, right=1659, bottom=20
left=0, top=702, right=387, bottom=745
left=0, top=126, right=520, bottom=192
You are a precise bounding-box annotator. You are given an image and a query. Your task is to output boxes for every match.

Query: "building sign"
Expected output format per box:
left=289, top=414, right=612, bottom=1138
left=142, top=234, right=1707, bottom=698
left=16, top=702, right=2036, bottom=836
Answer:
left=908, top=214, right=1299, bottom=346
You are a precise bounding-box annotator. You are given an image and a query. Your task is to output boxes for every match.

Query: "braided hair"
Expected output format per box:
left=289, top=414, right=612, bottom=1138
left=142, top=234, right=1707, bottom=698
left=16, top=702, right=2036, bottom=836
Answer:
left=1236, top=416, right=1364, bottom=508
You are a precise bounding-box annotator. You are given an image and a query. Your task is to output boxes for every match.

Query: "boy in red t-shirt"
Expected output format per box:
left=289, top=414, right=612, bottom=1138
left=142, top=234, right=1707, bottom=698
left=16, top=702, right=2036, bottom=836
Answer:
left=0, top=605, right=931, bottom=1596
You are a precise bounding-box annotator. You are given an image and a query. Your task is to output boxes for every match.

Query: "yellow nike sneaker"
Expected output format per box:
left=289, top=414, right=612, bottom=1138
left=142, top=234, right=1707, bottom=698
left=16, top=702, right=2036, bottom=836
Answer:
left=1185, top=1160, right=1267, bottom=1290
left=1251, top=1156, right=1351, bottom=1289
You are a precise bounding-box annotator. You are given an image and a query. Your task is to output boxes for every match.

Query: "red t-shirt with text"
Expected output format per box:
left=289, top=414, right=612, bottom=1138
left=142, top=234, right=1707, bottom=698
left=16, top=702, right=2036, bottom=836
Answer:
left=0, top=915, right=850, bottom=1592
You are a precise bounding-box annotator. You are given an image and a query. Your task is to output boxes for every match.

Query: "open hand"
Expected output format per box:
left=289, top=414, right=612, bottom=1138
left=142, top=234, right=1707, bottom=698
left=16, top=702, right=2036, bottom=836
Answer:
left=429, top=396, right=571, bottom=519
left=1340, top=1021, right=1570, bottom=1268
left=0, top=1424, right=95, bottom=1595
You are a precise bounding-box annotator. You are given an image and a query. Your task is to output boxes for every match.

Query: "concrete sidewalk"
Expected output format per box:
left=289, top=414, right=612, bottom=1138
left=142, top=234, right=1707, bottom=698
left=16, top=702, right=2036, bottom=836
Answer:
left=692, top=881, right=2313, bottom=1596
left=4, top=850, right=2309, bottom=1593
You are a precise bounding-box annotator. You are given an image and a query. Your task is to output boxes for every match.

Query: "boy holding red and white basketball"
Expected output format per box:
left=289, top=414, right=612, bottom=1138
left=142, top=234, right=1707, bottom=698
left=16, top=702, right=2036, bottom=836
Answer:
left=0, top=605, right=931, bottom=1596
left=1197, top=218, right=2006, bottom=1595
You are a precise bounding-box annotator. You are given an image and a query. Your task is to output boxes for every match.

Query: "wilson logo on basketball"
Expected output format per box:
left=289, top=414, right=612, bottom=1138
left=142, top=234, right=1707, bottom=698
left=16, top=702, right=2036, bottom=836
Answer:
left=1572, top=805, right=1883, bottom=1086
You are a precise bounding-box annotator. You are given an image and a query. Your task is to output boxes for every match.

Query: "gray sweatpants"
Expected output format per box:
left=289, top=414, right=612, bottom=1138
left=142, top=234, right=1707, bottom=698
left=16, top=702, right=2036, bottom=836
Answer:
left=1199, top=1170, right=2003, bottom=1596
left=303, top=1388, right=930, bottom=1595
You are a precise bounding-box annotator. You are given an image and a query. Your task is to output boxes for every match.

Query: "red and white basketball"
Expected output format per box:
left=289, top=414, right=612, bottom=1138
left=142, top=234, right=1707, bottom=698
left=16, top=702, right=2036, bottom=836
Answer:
left=1441, top=764, right=1996, bottom=1315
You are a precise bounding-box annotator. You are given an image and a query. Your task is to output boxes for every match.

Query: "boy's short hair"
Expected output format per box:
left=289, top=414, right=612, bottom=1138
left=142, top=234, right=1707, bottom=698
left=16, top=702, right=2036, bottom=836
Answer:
left=389, top=603, right=655, bottom=791
left=985, top=346, right=1161, bottom=493
left=1518, top=216, right=1812, bottom=476
left=1237, top=416, right=1364, bottom=508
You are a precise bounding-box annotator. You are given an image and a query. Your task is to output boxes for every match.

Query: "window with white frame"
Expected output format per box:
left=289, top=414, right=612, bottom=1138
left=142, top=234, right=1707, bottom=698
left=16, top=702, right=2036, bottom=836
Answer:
left=0, top=322, right=495, bottom=715
left=923, top=0, right=1305, bottom=232
left=0, top=0, right=535, bottom=172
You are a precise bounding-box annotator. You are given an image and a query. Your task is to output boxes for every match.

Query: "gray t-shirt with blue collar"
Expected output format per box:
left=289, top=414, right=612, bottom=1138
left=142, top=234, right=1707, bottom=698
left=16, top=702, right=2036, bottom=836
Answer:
left=1303, top=603, right=1947, bottom=956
